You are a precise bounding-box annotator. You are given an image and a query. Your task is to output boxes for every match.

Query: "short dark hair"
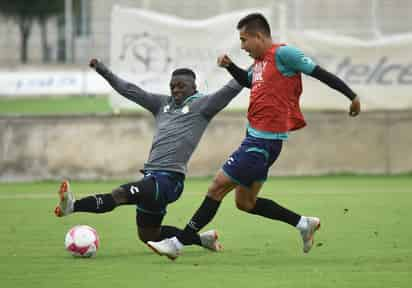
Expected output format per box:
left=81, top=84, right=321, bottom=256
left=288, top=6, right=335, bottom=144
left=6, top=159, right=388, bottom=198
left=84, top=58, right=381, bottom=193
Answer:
left=172, top=68, right=196, bottom=80
left=237, top=13, right=271, bottom=37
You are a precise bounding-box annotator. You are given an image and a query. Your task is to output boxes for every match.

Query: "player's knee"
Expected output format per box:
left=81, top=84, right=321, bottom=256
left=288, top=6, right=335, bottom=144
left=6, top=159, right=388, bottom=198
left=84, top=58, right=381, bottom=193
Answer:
left=207, top=176, right=229, bottom=201
left=111, top=187, right=129, bottom=205
left=207, top=186, right=224, bottom=201
left=235, top=198, right=255, bottom=212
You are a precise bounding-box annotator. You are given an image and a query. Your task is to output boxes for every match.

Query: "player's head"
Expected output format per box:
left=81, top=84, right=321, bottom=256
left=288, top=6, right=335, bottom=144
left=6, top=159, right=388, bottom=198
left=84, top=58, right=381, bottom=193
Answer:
left=237, top=13, right=272, bottom=59
left=170, top=68, right=197, bottom=105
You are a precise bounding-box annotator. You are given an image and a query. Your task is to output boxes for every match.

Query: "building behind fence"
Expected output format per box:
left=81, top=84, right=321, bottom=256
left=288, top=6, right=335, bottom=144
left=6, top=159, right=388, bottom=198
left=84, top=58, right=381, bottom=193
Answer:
left=1, top=0, right=411, bottom=66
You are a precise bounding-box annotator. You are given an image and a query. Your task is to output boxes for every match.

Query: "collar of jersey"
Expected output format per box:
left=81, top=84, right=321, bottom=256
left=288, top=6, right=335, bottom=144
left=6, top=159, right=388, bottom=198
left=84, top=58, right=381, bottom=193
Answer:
left=175, top=92, right=203, bottom=108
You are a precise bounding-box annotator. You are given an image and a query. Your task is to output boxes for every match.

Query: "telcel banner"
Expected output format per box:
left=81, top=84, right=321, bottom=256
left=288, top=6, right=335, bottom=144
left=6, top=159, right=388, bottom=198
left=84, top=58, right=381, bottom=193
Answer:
left=110, top=7, right=412, bottom=110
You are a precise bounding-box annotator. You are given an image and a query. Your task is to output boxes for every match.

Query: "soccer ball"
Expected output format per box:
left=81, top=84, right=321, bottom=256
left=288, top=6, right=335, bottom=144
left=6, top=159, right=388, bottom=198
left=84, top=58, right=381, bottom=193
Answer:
left=64, top=225, right=100, bottom=257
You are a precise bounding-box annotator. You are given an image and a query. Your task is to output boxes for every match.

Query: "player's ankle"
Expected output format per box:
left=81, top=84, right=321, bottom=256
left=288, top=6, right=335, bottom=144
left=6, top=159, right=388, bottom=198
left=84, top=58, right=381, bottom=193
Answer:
left=296, top=216, right=308, bottom=231
left=171, top=237, right=184, bottom=250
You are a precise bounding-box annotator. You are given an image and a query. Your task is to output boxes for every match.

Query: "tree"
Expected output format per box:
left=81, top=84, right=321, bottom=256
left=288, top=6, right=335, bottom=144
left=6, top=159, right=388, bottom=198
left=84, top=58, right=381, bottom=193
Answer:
left=37, top=0, right=64, bottom=62
left=0, top=0, right=64, bottom=63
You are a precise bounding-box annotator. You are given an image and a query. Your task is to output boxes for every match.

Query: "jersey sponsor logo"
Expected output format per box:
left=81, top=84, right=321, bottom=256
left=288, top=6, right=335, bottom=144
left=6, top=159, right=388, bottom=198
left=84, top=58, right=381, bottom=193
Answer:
left=252, top=61, right=267, bottom=83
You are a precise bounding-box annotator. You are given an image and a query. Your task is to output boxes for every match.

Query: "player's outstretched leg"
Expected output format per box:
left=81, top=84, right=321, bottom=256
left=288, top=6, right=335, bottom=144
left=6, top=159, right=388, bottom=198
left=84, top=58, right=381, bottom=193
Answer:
left=298, top=216, right=321, bottom=253
left=54, top=180, right=75, bottom=217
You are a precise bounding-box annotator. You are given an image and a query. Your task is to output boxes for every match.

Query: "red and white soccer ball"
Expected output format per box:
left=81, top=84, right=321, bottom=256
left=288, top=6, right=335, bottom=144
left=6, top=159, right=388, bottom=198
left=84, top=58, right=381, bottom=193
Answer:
left=65, top=225, right=100, bottom=257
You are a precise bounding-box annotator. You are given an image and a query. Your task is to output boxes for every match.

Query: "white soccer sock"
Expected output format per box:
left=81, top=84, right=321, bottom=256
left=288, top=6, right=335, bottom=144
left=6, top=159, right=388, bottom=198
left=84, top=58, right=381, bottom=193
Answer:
left=296, top=216, right=308, bottom=231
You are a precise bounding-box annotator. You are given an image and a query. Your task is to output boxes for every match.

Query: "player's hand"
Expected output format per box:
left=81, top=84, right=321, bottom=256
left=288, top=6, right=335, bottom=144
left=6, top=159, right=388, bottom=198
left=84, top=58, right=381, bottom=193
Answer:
left=349, top=96, right=361, bottom=117
left=217, top=54, right=232, bottom=68
left=89, top=58, right=99, bottom=68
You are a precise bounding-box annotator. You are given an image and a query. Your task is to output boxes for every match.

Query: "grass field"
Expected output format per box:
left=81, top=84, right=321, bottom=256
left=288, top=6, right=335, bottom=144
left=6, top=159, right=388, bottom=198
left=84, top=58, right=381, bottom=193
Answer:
left=1, top=176, right=411, bottom=288
left=0, top=96, right=112, bottom=115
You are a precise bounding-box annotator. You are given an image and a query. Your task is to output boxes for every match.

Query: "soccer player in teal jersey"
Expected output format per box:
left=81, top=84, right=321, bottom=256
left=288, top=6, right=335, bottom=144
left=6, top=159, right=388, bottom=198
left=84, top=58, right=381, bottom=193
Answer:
left=147, top=13, right=360, bottom=260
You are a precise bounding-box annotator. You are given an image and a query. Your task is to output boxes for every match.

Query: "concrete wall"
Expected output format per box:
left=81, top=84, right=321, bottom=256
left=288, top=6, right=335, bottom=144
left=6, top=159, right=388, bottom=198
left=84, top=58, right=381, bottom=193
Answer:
left=1, top=111, right=411, bottom=181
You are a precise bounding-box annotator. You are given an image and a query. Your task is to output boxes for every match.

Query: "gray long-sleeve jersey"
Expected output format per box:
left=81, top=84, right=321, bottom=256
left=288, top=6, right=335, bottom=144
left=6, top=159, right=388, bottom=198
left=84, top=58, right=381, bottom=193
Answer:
left=96, top=63, right=242, bottom=175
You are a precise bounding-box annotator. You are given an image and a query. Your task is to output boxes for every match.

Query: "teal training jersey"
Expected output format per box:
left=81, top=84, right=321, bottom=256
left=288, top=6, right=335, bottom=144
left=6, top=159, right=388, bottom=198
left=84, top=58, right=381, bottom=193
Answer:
left=276, top=45, right=316, bottom=76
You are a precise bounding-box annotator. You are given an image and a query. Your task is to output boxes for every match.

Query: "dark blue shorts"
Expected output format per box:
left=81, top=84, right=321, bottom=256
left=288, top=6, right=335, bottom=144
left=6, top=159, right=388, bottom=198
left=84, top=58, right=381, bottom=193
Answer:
left=121, top=170, right=184, bottom=217
left=147, top=171, right=185, bottom=205
left=222, top=134, right=283, bottom=187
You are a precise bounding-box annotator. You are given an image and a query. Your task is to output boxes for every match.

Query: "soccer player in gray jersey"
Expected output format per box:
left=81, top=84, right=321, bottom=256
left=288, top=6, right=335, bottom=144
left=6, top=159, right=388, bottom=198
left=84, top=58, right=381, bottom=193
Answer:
left=54, top=58, right=242, bottom=259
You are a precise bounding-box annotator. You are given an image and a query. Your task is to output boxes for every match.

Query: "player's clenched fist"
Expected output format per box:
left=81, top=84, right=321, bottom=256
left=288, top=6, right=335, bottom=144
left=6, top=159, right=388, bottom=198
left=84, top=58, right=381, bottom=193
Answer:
left=349, top=96, right=361, bottom=117
left=217, top=54, right=233, bottom=68
left=89, top=58, right=99, bottom=68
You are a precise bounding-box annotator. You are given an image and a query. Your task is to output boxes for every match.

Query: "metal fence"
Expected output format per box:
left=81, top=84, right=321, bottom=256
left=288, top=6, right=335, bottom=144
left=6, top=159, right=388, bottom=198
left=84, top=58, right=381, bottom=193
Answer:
left=0, top=0, right=411, bottom=66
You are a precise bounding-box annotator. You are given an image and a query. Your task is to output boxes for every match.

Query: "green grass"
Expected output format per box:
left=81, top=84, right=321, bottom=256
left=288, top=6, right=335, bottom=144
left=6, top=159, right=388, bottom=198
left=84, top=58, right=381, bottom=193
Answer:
left=0, top=96, right=112, bottom=115
left=1, top=176, right=411, bottom=288
left=0, top=96, right=248, bottom=115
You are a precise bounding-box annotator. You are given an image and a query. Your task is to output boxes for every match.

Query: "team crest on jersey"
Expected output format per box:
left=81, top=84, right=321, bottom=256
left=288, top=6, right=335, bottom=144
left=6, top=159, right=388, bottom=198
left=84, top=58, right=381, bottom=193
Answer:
left=302, top=56, right=314, bottom=66
left=162, top=104, right=189, bottom=114
left=181, top=105, right=190, bottom=114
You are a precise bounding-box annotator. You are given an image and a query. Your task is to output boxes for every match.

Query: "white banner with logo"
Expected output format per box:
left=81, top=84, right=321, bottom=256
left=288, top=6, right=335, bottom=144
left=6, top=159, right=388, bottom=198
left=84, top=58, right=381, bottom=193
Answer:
left=113, top=6, right=411, bottom=111
left=287, top=31, right=412, bottom=110
left=1, top=8, right=411, bottom=112
left=110, top=6, right=270, bottom=110
left=0, top=70, right=111, bottom=97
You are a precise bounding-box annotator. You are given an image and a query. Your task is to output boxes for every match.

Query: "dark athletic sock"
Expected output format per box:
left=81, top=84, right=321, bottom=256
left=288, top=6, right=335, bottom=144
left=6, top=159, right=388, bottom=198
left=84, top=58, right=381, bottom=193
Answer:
left=160, top=225, right=202, bottom=246
left=249, top=197, right=301, bottom=227
left=160, top=225, right=182, bottom=239
left=177, top=196, right=221, bottom=245
left=73, top=194, right=116, bottom=213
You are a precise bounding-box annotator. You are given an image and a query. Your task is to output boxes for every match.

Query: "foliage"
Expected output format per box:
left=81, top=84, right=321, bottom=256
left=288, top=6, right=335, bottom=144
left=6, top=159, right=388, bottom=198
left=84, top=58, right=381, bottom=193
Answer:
left=0, top=0, right=64, bottom=63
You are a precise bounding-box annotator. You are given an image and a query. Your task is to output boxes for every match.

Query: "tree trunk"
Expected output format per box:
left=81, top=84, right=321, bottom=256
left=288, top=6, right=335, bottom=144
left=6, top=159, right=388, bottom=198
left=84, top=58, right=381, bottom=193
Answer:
left=19, top=17, right=32, bottom=63
left=39, top=17, right=50, bottom=62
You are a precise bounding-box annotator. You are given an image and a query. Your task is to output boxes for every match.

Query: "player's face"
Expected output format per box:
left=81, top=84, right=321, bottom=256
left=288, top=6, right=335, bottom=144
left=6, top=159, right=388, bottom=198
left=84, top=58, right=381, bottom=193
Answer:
left=239, top=27, right=262, bottom=59
left=169, top=75, right=196, bottom=105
